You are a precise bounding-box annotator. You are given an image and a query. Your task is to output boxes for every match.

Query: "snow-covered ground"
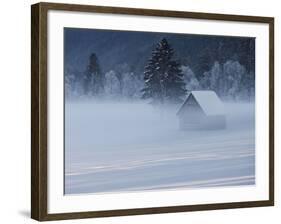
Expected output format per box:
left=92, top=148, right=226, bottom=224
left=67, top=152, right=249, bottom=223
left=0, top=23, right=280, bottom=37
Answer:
left=64, top=101, right=255, bottom=194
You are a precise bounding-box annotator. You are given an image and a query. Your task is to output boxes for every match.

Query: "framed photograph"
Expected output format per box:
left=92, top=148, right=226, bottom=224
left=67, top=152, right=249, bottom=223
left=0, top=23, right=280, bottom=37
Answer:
left=31, top=2, right=274, bottom=221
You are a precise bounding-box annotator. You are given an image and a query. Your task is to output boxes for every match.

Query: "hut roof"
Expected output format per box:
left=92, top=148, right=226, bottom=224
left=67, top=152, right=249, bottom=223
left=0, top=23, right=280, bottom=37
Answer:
left=177, top=91, right=225, bottom=116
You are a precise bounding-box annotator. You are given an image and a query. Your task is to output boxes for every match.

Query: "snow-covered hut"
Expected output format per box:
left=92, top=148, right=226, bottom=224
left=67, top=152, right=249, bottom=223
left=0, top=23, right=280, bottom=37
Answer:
left=177, top=91, right=226, bottom=130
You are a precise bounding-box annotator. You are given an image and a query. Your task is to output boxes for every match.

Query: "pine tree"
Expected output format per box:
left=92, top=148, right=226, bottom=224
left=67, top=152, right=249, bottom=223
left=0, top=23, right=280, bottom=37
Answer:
left=141, top=38, right=186, bottom=104
left=83, top=53, right=104, bottom=96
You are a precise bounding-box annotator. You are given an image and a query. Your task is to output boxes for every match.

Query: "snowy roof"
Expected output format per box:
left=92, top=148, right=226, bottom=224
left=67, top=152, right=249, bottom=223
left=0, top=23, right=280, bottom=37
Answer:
left=177, top=91, right=225, bottom=116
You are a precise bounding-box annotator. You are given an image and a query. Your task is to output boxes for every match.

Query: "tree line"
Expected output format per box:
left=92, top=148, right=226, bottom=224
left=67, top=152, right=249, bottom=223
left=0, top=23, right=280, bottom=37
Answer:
left=65, top=38, right=255, bottom=103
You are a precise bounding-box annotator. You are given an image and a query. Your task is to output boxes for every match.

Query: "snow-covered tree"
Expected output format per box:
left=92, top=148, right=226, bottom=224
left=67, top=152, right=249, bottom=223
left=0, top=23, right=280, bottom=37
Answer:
left=200, top=61, right=223, bottom=93
left=104, top=70, right=120, bottom=97
left=223, top=60, right=247, bottom=100
left=114, top=63, right=131, bottom=96
left=200, top=60, right=252, bottom=101
left=122, top=72, right=142, bottom=99
left=104, top=67, right=143, bottom=100
left=141, top=38, right=186, bottom=105
left=181, top=65, right=200, bottom=92
left=83, top=53, right=104, bottom=97
left=65, top=68, right=84, bottom=99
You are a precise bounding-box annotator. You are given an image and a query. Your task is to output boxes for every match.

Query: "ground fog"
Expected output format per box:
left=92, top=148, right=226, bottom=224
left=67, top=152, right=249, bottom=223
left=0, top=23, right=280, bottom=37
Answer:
left=65, top=101, right=255, bottom=194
